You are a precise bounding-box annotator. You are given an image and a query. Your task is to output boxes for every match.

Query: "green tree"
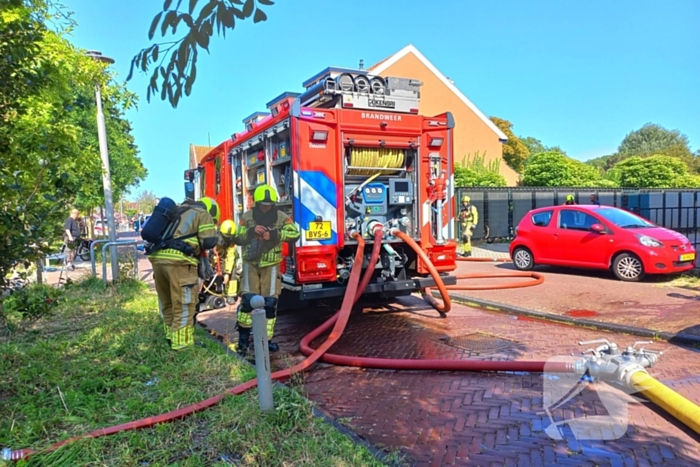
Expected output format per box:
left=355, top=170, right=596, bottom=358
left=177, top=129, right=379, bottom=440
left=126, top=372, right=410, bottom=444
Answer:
left=522, top=152, right=616, bottom=188
left=604, top=123, right=697, bottom=172
left=489, top=117, right=530, bottom=173
left=131, top=0, right=275, bottom=107
left=69, top=84, right=147, bottom=224
left=520, top=136, right=567, bottom=157
left=614, top=155, right=700, bottom=188
left=0, top=1, right=107, bottom=284
left=454, top=152, right=507, bottom=187
left=134, top=190, right=159, bottom=214
left=585, top=154, right=613, bottom=170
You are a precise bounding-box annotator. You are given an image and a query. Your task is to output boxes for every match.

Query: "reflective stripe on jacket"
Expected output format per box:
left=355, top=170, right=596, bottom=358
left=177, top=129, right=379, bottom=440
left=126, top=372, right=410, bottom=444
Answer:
left=234, top=209, right=300, bottom=268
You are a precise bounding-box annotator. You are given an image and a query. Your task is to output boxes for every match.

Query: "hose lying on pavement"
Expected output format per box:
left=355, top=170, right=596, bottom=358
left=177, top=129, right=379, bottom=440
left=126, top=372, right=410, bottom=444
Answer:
left=6, top=231, right=699, bottom=460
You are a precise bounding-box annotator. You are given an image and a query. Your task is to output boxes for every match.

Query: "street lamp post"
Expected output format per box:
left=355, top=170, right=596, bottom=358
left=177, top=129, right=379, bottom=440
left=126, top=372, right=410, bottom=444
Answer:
left=86, top=50, right=119, bottom=282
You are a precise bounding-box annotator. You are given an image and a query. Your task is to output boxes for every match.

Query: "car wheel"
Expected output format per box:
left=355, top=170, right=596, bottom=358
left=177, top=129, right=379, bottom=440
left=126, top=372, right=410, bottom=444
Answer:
left=512, top=247, right=534, bottom=271
left=612, top=253, right=645, bottom=282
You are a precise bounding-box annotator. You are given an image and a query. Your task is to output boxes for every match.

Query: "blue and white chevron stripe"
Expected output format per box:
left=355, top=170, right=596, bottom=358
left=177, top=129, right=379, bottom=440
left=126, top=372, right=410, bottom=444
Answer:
left=293, top=170, right=338, bottom=246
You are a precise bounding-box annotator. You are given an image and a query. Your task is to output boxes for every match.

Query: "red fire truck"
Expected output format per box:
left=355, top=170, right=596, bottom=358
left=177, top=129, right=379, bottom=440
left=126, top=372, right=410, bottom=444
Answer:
left=186, top=67, right=458, bottom=309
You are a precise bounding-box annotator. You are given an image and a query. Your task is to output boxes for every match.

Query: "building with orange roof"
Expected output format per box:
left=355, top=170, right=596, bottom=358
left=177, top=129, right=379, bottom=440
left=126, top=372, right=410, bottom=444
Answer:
left=367, top=45, right=519, bottom=185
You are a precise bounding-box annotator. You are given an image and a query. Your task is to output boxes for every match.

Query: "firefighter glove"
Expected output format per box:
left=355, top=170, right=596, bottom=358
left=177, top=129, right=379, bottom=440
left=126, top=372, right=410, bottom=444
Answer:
left=198, top=256, right=215, bottom=280
left=267, top=228, right=280, bottom=243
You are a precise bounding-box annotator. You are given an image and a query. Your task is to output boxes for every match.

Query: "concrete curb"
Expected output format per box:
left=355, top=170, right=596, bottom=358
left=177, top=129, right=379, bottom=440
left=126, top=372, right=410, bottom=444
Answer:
left=433, top=290, right=700, bottom=347
left=195, top=318, right=410, bottom=467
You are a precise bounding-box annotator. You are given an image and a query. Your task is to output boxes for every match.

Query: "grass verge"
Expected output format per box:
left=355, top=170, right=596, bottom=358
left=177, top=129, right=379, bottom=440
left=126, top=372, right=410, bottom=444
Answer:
left=0, top=277, right=387, bottom=466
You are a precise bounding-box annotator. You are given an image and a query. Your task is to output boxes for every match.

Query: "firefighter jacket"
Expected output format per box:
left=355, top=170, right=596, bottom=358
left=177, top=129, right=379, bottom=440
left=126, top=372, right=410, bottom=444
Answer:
left=459, top=205, right=479, bottom=226
left=234, top=207, right=300, bottom=268
left=216, top=233, right=241, bottom=277
left=149, top=200, right=219, bottom=267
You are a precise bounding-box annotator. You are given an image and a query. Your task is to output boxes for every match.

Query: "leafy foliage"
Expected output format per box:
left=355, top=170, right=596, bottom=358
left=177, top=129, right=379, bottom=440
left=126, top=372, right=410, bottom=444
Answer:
left=134, top=189, right=159, bottom=214
left=0, top=2, right=145, bottom=286
left=129, top=0, right=275, bottom=108
left=520, top=136, right=567, bottom=157
left=598, top=123, right=698, bottom=173
left=489, top=117, right=530, bottom=173
left=1, top=282, right=63, bottom=326
left=615, top=155, right=700, bottom=188
left=455, top=152, right=507, bottom=187
left=0, top=3, right=105, bottom=286
left=69, top=84, right=146, bottom=217
left=522, top=152, right=611, bottom=187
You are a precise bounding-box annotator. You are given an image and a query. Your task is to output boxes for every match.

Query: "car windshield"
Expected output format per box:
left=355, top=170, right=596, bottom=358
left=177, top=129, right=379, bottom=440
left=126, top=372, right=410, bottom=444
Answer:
left=596, top=208, right=654, bottom=228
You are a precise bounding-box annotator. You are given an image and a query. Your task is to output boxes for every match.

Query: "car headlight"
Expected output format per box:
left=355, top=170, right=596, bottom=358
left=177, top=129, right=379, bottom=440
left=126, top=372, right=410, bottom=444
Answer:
left=637, top=235, right=663, bottom=248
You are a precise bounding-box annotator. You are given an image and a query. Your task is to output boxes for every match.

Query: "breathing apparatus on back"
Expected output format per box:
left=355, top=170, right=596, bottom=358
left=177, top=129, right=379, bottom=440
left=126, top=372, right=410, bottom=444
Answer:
left=143, top=197, right=220, bottom=257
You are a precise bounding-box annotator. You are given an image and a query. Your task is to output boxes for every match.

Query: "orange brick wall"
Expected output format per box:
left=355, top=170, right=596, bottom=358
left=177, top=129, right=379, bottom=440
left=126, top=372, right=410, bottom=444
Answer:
left=376, top=52, right=519, bottom=186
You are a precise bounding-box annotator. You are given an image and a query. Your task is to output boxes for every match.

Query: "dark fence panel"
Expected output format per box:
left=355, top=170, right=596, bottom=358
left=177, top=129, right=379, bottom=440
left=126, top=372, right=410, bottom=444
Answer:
left=456, top=187, right=700, bottom=248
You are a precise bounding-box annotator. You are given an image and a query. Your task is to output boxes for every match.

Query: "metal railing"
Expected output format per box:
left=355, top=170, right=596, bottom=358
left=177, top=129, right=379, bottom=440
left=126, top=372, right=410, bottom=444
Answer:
left=88, top=240, right=140, bottom=284
left=456, top=187, right=700, bottom=248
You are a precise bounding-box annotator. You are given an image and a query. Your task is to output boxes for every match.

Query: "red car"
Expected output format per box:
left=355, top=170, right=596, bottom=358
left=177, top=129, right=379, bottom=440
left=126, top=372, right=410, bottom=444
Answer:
left=510, top=205, right=697, bottom=281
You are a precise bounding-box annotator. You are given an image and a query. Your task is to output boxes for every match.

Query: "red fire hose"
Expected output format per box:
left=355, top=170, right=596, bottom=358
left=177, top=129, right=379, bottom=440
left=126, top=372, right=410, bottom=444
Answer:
left=6, top=231, right=563, bottom=462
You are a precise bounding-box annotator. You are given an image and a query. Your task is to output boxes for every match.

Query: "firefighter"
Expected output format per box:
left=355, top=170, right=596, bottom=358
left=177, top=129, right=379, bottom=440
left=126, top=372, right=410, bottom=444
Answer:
left=563, top=194, right=576, bottom=205
left=217, top=219, right=241, bottom=305
left=149, top=197, right=220, bottom=351
left=233, top=184, right=300, bottom=355
left=458, top=195, right=479, bottom=257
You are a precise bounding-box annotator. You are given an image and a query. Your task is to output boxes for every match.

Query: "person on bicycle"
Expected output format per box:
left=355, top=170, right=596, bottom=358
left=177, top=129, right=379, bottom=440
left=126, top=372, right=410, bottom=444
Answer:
left=64, top=209, right=81, bottom=270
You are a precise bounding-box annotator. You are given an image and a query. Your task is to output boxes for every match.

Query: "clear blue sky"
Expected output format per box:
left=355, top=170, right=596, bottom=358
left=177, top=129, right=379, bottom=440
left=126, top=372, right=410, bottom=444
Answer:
left=62, top=0, right=700, bottom=199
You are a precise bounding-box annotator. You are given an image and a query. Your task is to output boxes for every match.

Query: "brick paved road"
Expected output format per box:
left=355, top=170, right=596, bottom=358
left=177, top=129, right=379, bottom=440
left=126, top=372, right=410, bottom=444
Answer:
left=453, top=260, right=700, bottom=337
left=199, top=296, right=700, bottom=467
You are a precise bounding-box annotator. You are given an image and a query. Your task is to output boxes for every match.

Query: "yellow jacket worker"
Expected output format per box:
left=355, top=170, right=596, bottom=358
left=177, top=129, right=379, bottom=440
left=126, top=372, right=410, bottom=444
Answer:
left=217, top=219, right=241, bottom=305
left=233, top=184, right=300, bottom=355
left=458, top=195, right=479, bottom=257
left=149, top=197, right=220, bottom=350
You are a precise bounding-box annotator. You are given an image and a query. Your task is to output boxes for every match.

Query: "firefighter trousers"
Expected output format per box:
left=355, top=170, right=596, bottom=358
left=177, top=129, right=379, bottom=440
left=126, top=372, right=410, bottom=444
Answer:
left=237, top=261, right=282, bottom=339
left=153, top=262, right=199, bottom=350
left=460, top=222, right=474, bottom=255
left=225, top=278, right=239, bottom=298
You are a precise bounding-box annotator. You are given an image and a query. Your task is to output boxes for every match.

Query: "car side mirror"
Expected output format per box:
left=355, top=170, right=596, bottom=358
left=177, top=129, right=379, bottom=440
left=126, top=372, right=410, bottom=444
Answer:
left=590, top=223, right=605, bottom=233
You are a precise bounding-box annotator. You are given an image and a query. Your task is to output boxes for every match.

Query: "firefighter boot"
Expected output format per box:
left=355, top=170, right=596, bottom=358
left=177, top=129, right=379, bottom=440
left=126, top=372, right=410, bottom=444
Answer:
left=237, top=326, right=251, bottom=356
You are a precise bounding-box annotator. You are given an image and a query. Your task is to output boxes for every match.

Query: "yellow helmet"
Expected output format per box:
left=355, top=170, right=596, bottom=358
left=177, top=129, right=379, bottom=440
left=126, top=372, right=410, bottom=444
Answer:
left=253, top=184, right=278, bottom=204
left=199, top=197, right=220, bottom=223
left=220, top=219, right=236, bottom=238
left=566, top=194, right=575, bottom=202
left=462, top=195, right=471, bottom=203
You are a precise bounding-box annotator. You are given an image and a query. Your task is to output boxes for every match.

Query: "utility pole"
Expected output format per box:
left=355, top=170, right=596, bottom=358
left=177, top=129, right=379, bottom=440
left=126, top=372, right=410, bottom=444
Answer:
left=87, top=50, right=119, bottom=282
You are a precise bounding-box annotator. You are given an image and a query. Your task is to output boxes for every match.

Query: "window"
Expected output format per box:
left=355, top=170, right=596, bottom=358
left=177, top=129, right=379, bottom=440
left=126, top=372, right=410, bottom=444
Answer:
left=531, top=210, right=553, bottom=227
left=559, top=209, right=599, bottom=231
left=596, top=207, right=653, bottom=228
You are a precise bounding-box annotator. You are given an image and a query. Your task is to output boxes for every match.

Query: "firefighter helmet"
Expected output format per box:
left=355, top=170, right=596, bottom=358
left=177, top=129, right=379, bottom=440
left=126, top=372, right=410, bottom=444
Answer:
left=462, top=195, right=471, bottom=203
left=220, top=219, right=237, bottom=238
left=566, top=194, right=575, bottom=202
left=199, top=197, right=220, bottom=223
left=254, top=184, right=278, bottom=204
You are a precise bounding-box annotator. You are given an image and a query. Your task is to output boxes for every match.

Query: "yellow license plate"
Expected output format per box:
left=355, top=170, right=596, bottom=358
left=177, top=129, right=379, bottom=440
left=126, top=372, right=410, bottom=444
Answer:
left=305, top=221, right=331, bottom=240
left=680, top=253, right=695, bottom=262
